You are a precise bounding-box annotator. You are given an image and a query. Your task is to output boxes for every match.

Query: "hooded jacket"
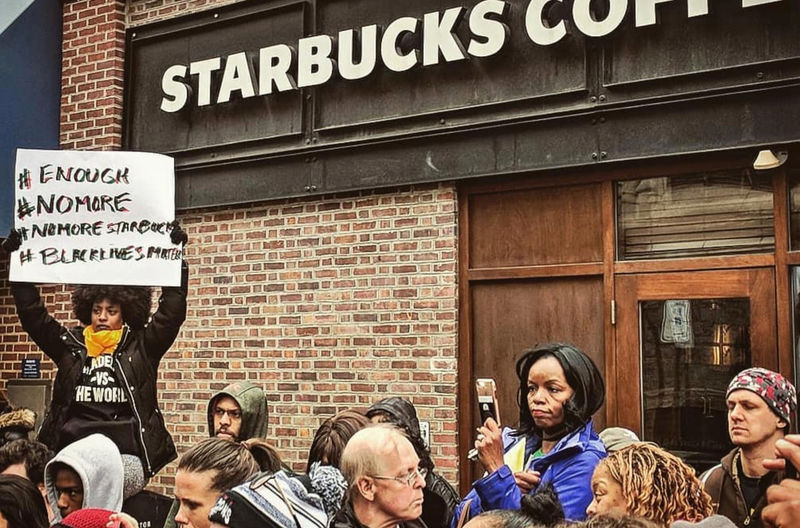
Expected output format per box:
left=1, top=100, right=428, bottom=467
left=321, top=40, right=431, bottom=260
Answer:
left=451, top=420, right=605, bottom=526
left=45, top=433, right=124, bottom=523
left=206, top=381, right=269, bottom=441
left=701, top=447, right=784, bottom=528
left=11, top=263, right=188, bottom=478
left=366, top=398, right=459, bottom=528
left=162, top=381, right=271, bottom=528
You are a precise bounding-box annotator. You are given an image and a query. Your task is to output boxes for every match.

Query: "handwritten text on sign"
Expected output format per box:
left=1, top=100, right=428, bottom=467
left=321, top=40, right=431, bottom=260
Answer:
left=11, top=149, right=180, bottom=286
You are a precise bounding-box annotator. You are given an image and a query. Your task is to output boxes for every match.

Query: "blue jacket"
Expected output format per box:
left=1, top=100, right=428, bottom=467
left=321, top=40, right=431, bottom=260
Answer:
left=452, top=420, right=605, bottom=525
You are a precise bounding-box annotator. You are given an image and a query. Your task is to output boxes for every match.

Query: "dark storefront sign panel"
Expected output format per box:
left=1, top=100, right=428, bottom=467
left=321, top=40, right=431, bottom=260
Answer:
left=0, top=0, right=61, bottom=234
left=124, top=0, right=800, bottom=209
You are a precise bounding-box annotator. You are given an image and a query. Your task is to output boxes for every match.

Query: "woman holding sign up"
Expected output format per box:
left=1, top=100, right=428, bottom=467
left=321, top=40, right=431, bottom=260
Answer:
left=1, top=224, right=188, bottom=484
left=452, top=343, right=607, bottom=526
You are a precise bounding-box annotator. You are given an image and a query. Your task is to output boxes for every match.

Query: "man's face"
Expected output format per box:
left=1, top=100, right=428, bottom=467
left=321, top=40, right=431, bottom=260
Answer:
left=55, top=467, right=83, bottom=519
left=727, top=389, right=785, bottom=448
left=212, top=396, right=243, bottom=441
left=91, top=298, right=123, bottom=331
left=174, top=469, right=220, bottom=528
left=370, top=438, right=426, bottom=522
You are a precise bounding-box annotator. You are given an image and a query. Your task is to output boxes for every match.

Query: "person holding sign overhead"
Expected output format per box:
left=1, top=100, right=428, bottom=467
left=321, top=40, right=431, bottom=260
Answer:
left=1, top=222, right=188, bottom=484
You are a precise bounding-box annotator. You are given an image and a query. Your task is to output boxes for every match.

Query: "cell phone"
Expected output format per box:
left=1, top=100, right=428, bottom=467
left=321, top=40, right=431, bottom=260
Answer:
left=786, top=459, right=798, bottom=480
left=476, top=378, right=500, bottom=425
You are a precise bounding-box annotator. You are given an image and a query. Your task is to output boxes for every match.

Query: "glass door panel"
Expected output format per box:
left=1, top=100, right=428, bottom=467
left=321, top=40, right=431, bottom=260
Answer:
left=640, top=299, right=750, bottom=471
left=615, top=268, right=779, bottom=472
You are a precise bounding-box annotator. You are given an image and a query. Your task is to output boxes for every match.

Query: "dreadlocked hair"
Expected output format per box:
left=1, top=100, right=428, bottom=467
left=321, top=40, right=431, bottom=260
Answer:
left=72, top=285, right=153, bottom=330
left=597, top=443, right=712, bottom=527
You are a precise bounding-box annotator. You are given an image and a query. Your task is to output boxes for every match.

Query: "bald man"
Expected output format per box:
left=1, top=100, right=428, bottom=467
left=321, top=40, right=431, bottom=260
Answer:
left=332, top=423, right=428, bottom=528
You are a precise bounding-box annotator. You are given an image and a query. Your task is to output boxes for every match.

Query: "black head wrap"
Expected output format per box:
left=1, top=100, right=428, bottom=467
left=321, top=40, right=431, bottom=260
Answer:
left=365, top=397, right=433, bottom=470
left=515, top=343, right=605, bottom=439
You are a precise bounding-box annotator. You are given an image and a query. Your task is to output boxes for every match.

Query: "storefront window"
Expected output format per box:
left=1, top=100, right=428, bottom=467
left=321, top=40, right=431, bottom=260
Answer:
left=788, top=170, right=800, bottom=250
left=792, top=267, right=800, bottom=392
left=617, top=170, right=773, bottom=260
left=640, top=299, right=749, bottom=471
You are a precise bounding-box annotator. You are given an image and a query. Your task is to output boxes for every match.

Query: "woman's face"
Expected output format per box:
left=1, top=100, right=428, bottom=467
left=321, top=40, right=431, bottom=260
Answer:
left=91, top=298, right=123, bottom=332
left=586, top=464, right=628, bottom=517
left=526, top=355, right=574, bottom=430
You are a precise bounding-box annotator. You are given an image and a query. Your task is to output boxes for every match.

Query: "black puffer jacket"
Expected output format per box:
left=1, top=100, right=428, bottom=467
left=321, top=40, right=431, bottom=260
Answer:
left=11, top=263, right=188, bottom=478
left=366, top=397, right=460, bottom=528
left=332, top=501, right=428, bottom=528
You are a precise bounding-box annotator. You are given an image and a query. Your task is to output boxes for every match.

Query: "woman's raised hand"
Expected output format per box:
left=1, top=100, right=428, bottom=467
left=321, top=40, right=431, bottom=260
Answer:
left=476, top=417, right=505, bottom=473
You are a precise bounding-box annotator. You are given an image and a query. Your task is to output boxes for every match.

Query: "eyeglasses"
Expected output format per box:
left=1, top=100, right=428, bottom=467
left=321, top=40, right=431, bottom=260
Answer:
left=214, top=407, right=242, bottom=419
left=370, top=467, right=428, bottom=487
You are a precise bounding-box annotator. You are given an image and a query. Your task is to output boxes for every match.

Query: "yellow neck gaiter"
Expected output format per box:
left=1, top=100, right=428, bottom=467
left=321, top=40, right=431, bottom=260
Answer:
left=82, top=327, right=122, bottom=358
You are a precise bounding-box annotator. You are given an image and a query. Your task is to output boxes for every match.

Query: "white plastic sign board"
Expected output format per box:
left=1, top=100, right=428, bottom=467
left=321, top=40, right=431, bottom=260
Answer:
left=10, top=148, right=180, bottom=286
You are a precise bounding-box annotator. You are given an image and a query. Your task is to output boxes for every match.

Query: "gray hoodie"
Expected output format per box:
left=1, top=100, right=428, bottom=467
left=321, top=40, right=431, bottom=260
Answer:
left=44, top=433, right=124, bottom=523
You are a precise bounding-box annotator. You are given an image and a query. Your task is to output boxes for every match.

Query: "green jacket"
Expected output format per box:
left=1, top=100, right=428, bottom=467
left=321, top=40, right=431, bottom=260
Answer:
left=206, top=381, right=269, bottom=441
left=162, top=381, right=268, bottom=528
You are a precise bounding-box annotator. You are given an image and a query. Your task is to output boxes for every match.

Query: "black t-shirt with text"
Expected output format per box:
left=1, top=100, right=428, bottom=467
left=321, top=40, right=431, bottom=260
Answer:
left=60, top=353, right=140, bottom=455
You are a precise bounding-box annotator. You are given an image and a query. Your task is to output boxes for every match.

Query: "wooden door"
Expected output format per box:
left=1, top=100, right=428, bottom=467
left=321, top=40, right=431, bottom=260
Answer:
left=615, top=268, right=781, bottom=469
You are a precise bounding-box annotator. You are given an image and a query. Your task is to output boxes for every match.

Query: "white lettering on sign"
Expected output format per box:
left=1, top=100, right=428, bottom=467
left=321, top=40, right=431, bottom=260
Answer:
left=382, top=16, right=421, bottom=73
left=467, top=0, right=510, bottom=58
left=572, top=0, right=627, bottom=38
left=158, top=0, right=786, bottom=112
left=422, top=7, right=468, bottom=66
left=525, top=0, right=567, bottom=46
left=190, top=57, right=221, bottom=106
left=297, top=35, right=336, bottom=88
left=217, top=52, right=256, bottom=103
left=339, top=26, right=379, bottom=80
left=160, top=64, right=188, bottom=112
left=258, top=45, right=297, bottom=95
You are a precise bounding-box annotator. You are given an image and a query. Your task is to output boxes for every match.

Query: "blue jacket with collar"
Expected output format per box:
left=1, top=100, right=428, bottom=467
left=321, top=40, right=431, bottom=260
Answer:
left=452, top=420, right=605, bottom=526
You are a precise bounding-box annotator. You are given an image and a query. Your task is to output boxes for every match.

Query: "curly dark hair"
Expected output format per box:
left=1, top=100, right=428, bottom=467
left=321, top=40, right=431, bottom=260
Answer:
left=0, top=439, right=53, bottom=487
left=72, top=285, right=153, bottom=330
left=0, top=475, right=48, bottom=528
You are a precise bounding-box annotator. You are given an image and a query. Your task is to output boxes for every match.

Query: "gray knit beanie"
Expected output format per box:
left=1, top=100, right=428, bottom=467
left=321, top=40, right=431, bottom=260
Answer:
left=672, top=515, right=738, bottom=528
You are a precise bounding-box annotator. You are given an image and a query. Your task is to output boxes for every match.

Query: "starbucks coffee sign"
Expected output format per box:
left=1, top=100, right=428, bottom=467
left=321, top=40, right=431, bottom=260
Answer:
left=159, top=0, right=783, bottom=112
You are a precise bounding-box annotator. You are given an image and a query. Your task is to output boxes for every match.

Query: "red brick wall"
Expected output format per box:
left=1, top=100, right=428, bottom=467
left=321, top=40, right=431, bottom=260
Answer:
left=154, top=189, right=459, bottom=491
left=0, top=0, right=461, bottom=496
left=62, top=0, right=126, bottom=150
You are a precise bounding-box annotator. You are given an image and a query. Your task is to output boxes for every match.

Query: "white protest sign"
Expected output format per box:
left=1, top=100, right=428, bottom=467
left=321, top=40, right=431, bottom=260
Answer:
left=10, top=148, right=181, bottom=286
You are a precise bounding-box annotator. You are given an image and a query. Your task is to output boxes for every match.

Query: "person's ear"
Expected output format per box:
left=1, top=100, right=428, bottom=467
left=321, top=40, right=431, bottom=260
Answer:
left=778, top=418, right=788, bottom=430
left=357, top=476, right=376, bottom=501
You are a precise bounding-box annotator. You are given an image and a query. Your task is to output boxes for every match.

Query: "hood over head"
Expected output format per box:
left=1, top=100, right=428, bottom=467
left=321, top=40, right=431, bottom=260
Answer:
left=45, top=433, right=124, bottom=523
left=365, top=397, right=420, bottom=439
left=207, top=381, right=269, bottom=441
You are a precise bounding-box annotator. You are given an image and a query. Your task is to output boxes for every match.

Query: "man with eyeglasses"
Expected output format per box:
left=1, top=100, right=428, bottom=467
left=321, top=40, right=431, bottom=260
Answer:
left=207, top=381, right=269, bottom=442
left=163, top=382, right=270, bottom=528
left=333, top=423, right=428, bottom=528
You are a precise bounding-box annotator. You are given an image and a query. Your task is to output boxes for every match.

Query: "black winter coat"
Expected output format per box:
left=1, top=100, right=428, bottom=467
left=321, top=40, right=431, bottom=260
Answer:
left=331, top=501, right=428, bottom=528
left=11, top=263, right=188, bottom=478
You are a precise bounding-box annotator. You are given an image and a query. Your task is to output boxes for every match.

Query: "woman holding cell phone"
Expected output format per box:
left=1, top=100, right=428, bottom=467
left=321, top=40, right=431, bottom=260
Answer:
left=452, top=342, right=607, bottom=525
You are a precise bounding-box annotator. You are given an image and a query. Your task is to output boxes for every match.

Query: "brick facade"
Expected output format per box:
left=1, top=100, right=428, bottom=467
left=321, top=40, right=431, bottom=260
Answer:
left=0, top=0, right=461, bottom=495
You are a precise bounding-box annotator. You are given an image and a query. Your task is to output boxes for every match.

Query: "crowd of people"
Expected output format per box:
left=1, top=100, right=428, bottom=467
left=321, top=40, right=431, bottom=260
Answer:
left=3, top=230, right=800, bottom=528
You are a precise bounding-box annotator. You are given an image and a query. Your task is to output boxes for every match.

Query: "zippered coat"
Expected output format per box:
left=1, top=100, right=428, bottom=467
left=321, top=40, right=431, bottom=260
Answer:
left=451, top=420, right=605, bottom=527
left=11, top=263, right=188, bottom=478
left=701, top=447, right=784, bottom=528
